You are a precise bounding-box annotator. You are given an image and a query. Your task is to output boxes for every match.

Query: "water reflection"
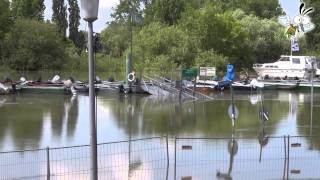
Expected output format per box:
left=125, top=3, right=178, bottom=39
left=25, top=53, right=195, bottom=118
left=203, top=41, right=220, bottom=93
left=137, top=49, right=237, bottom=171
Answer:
left=0, top=94, right=79, bottom=151
left=103, top=92, right=292, bottom=138
left=216, top=130, right=238, bottom=180
left=0, top=91, right=319, bottom=152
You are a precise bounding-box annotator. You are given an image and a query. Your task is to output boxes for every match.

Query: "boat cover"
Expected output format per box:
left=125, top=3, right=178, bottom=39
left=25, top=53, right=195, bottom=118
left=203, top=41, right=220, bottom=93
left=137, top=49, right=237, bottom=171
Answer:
left=224, top=64, right=235, bottom=81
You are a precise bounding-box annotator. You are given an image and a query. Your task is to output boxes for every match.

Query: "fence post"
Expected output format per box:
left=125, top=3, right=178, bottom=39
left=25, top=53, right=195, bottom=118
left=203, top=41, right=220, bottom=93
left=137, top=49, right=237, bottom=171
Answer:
left=166, top=136, right=169, bottom=180
left=287, top=135, right=290, bottom=180
left=283, top=135, right=287, bottom=180
left=166, top=136, right=169, bottom=167
left=46, top=146, right=50, bottom=180
left=174, top=137, right=177, bottom=180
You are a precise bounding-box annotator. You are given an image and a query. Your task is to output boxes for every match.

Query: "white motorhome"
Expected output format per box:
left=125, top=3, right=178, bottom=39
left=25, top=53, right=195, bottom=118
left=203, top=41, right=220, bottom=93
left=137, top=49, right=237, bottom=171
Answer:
left=253, top=55, right=319, bottom=79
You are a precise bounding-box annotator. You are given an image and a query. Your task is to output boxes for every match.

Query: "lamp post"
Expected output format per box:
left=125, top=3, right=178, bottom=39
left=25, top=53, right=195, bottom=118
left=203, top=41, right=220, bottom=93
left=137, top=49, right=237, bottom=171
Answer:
left=80, top=0, right=99, bottom=179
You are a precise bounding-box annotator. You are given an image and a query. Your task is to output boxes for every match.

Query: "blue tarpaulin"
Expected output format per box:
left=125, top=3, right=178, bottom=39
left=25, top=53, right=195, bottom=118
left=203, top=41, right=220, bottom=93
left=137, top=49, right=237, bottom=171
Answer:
left=224, top=64, right=235, bottom=81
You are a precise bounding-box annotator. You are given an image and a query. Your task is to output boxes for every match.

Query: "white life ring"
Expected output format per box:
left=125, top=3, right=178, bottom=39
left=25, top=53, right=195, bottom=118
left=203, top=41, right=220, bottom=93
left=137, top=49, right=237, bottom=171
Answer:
left=128, top=73, right=135, bottom=82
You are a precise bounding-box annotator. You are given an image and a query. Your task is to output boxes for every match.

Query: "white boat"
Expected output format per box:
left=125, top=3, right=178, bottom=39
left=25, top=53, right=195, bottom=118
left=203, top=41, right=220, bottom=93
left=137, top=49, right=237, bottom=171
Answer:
left=253, top=55, right=319, bottom=79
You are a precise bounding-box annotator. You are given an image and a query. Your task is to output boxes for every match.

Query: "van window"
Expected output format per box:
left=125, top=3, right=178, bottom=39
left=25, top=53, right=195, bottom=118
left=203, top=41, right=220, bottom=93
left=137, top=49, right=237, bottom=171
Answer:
left=292, top=58, right=300, bottom=64
left=279, top=57, right=290, bottom=61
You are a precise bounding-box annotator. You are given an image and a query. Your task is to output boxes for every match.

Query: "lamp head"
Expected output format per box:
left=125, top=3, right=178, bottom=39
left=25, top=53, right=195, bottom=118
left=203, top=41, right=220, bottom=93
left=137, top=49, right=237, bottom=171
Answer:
left=80, top=0, right=99, bottom=22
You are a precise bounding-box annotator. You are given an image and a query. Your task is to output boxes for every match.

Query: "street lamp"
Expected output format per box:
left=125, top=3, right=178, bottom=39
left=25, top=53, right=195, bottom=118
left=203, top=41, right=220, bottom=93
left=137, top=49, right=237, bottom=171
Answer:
left=80, top=0, right=99, bottom=179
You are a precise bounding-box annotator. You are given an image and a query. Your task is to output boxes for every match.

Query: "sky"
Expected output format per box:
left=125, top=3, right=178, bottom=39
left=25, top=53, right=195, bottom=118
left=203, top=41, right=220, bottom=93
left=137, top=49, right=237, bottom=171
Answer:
left=44, top=0, right=119, bottom=32
left=44, top=0, right=302, bottom=33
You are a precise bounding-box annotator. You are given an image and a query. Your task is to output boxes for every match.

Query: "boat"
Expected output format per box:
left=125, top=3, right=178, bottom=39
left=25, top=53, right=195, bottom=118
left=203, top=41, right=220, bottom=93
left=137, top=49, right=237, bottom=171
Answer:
left=232, top=79, right=299, bottom=91
left=231, top=81, right=258, bottom=91
left=19, top=83, right=68, bottom=94
left=297, top=80, right=320, bottom=91
left=254, top=80, right=299, bottom=90
left=253, top=55, right=319, bottom=79
left=0, top=82, right=21, bottom=94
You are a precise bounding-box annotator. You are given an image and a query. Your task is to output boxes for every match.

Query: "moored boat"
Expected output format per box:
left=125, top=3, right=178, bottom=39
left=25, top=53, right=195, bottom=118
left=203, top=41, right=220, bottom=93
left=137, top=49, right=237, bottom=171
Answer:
left=253, top=55, right=319, bottom=79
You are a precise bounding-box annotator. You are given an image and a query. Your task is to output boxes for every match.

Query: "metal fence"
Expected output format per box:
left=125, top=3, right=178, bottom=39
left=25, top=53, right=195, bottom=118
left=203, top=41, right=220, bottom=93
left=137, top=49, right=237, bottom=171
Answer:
left=0, top=136, right=320, bottom=180
left=0, top=137, right=168, bottom=180
left=174, top=135, right=320, bottom=180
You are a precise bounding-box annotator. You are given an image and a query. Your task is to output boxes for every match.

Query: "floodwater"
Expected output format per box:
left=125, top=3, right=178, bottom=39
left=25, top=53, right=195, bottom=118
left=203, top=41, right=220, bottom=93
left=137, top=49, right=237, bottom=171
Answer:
left=0, top=90, right=320, bottom=179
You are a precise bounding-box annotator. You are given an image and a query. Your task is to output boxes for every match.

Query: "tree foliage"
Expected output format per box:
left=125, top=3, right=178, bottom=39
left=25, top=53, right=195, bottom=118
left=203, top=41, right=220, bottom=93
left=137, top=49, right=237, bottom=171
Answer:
left=11, top=0, right=45, bottom=21
left=52, top=0, right=68, bottom=38
left=134, top=22, right=197, bottom=72
left=304, top=0, right=320, bottom=51
left=144, top=0, right=186, bottom=25
left=111, top=0, right=143, bottom=25
left=67, top=0, right=81, bottom=48
left=3, top=19, right=68, bottom=71
left=209, top=0, right=283, bottom=19
left=101, top=23, right=131, bottom=58
left=0, top=0, right=12, bottom=41
left=231, top=9, right=289, bottom=64
left=101, top=0, right=292, bottom=73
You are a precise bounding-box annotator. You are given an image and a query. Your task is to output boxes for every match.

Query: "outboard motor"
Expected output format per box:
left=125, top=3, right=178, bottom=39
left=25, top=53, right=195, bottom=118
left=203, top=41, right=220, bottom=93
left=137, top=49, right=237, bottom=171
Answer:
left=35, top=77, right=42, bottom=83
left=95, top=76, right=102, bottom=84
left=19, top=77, right=28, bottom=85
left=0, top=83, right=9, bottom=94
left=51, top=75, right=60, bottom=83
left=108, top=76, right=114, bottom=82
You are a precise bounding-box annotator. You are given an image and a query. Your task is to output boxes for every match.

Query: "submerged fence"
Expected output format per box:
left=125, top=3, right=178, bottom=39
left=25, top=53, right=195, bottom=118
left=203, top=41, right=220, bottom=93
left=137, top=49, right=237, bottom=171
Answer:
left=0, top=137, right=168, bottom=180
left=0, top=136, right=320, bottom=180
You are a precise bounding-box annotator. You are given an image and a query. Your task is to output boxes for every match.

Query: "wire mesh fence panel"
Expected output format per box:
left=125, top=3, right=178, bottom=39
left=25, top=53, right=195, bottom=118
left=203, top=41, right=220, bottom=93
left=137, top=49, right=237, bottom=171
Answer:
left=287, top=136, right=320, bottom=179
left=175, top=137, right=287, bottom=180
left=0, top=137, right=168, bottom=180
left=98, top=137, right=168, bottom=180
left=49, top=145, right=91, bottom=180
left=1, top=136, right=320, bottom=179
left=0, top=149, right=47, bottom=180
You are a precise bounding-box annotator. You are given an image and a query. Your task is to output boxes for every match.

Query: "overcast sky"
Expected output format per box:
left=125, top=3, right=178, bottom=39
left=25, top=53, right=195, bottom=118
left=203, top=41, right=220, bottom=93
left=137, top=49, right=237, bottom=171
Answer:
left=44, top=0, right=302, bottom=33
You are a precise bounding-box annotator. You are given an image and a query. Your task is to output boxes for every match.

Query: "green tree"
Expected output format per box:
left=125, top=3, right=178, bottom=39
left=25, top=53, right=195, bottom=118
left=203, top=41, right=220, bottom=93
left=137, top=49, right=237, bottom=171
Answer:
left=2, top=18, right=69, bottom=71
left=134, top=22, right=197, bottom=73
left=144, top=0, right=186, bottom=25
left=67, top=0, right=81, bottom=48
left=195, top=50, right=228, bottom=73
left=11, top=0, right=45, bottom=21
left=304, top=0, right=320, bottom=51
left=179, top=4, right=250, bottom=68
left=101, top=22, right=131, bottom=57
left=232, top=9, right=289, bottom=65
left=111, top=0, right=143, bottom=24
left=0, top=0, right=13, bottom=62
left=208, top=0, right=283, bottom=19
left=52, top=0, right=68, bottom=38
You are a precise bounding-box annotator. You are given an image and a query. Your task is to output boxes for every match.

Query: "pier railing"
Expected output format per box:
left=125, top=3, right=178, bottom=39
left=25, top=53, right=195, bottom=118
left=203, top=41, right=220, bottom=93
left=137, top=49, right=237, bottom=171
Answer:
left=0, top=135, right=319, bottom=179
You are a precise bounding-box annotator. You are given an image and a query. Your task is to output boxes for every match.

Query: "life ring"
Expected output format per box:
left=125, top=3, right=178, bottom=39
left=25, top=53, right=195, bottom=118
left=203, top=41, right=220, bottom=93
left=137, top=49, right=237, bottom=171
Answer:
left=128, top=73, right=135, bottom=82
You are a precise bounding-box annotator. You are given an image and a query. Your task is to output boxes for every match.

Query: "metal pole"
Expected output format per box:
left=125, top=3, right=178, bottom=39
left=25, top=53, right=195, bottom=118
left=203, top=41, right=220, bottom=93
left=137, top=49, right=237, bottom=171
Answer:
left=290, top=39, right=292, bottom=56
left=174, top=137, right=177, bottom=180
left=46, top=147, right=50, bottom=180
left=166, top=136, right=169, bottom=167
left=88, top=21, right=98, bottom=180
left=287, top=135, right=290, bottom=179
left=231, top=85, right=235, bottom=127
left=283, top=135, right=287, bottom=180
left=193, top=76, right=196, bottom=97
left=179, top=68, right=182, bottom=101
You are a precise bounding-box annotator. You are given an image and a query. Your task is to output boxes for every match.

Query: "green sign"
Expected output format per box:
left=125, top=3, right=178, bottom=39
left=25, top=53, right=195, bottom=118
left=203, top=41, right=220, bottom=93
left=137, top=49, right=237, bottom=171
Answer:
left=182, top=68, right=198, bottom=78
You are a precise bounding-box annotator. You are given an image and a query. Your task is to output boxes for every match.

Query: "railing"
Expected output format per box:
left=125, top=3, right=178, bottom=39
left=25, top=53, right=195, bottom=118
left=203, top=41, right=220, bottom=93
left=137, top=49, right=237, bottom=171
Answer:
left=1, top=136, right=320, bottom=179
left=142, top=75, right=214, bottom=101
